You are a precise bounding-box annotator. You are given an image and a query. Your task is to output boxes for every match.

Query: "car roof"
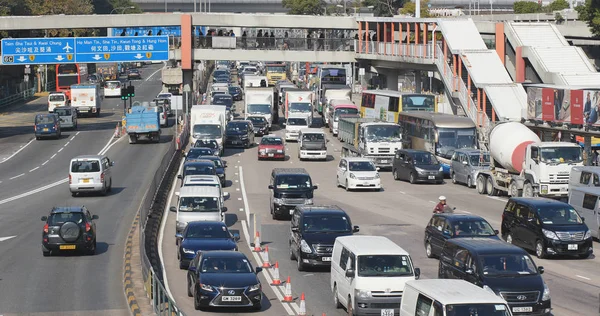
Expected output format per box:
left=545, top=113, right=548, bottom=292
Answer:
left=50, top=206, right=87, bottom=214
left=201, top=251, right=248, bottom=259
left=400, top=149, right=431, bottom=154
left=184, top=159, right=214, bottom=166
left=179, top=186, right=221, bottom=196
left=183, top=175, right=220, bottom=184
left=336, top=236, right=409, bottom=255
left=190, top=147, right=214, bottom=152
left=272, top=168, right=309, bottom=176
left=71, top=155, right=105, bottom=161
left=186, top=221, right=226, bottom=227
left=405, top=280, right=509, bottom=305
left=198, top=155, right=220, bottom=161
left=508, top=197, right=571, bottom=208
left=299, top=128, right=324, bottom=134
left=447, top=238, right=529, bottom=255
left=343, top=157, right=375, bottom=163
left=296, top=205, right=346, bottom=216
left=434, top=213, right=488, bottom=222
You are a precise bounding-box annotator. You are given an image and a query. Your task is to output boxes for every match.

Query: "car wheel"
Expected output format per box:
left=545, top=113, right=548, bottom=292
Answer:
left=179, top=260, right=187, bottom=270
left=101, top=183, right=108, bottom=196
left=505, top=233, right=513, bottom=244
left=345, top=179, right=350, bottom=191
left=467, top=176, right=474, bottom=188
left=71, top=192, right=77, bottom=197
left=187, top=276, right=193, bottom=297
left=271, top=207, right=278, bottom=220
left=425, top=241, right=434, bottom=258
left=253, top=301, right=262, bottom=311
left=296, top=252, right=305, bottom=271
left=409, top=172, right=416, bottom=184
left=523, top=182, right=535, bottom=198
left=486, top=176, right=497, bottom=196
left=193, top=287, right=202, bottom=310
left=289, top=244, right=296, bottom=260
left=535, top=240, right=547, bottom=259
left=108, top=179, right=112, bottom=192
left=451, top=172, right=457, bottom=184
left=333, top=285, right=342, bottom=309
left=393, top=168, right=399, bottom=180
left=87, top=240, right=96, bottom=255
left=578, top=252, right=591, bottom=259
left=347, top=297, right=353, bottom=316
left=476, top=175, right=487, bottom=195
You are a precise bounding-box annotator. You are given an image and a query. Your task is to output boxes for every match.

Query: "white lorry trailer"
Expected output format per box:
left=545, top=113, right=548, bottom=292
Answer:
left=245, top=88, right=274, bottom=128
left=284, top=90, right=313, bottom=126
left=475, top=122, right=583, bottom=198
left=190, top=105, right=227, bottom=154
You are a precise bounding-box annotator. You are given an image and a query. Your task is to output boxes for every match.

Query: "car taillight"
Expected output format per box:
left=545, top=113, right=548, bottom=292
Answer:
left=69, top=174, right=72, bottom=184
left=100, top=172, right=105, bottom=182
left=85, top=222, right=91, bottom=232
left=54, top=124, right=58, bottom=130
left=43, top=223, right=49, bottom=233
left=34, top=124, right=37, bottom=131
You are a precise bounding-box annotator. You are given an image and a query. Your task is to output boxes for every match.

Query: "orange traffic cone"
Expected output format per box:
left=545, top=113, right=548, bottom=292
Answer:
left=262, top=245, right=272, bottom=268
left=282, top=276, right=293, bottom=302
left=298, top=292, right=307, bottom=315
left=271, top=261, right=282, bottom=285
left=252, top=231, right=262, bottom=252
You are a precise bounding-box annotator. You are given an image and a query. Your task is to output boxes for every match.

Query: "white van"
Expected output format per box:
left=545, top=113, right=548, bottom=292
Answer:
left=331, top=235, right=421, bottom=316
left=69, top=155, right=114, bottom=197
left=569, top=166, right=600, bottom=190
left=568, top=186, right=600, bottom=239
left=48, top=92, right=68, bottom=112
left=285, top=114, right=309, bottom=142
left=400, top=279, right=513, bottom=316
left=170, top=186, right=228, bottom=234
left=181, top=175, right=230, bottom=203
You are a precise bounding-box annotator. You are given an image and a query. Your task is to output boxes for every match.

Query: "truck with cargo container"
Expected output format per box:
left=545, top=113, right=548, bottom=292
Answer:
left=474, top=122, right=583, bottom=198
left=242, top=75, right=268, bottom=90
left=337, top=117, right=403, bottom=169
left=284, top=90, right=313, bottom=126
left=70, top=83, right=103, bottom=117
left=245, top=88, right=274, bottom=129
left=190, top=105, right=227, bottom=155
left=162, top=66, right=183, bottom=95
left=125, top=105, right=161, bottom=144
left=317, top=84, right=351, bottom=114
left=97, top=63, right=119, bottom=81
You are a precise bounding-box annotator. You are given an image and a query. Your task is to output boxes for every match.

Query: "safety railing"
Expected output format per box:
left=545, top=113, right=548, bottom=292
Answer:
left=195, top=36, right=355, bottom=52
left=147, top=267, right=186, bottom=316
left=0, top=87, right=36, bottom=109
left=355, top=40, right=434, bottom=61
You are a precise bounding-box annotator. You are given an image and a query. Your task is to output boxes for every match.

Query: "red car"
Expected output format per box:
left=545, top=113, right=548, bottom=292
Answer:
left=258, top=136, right=285, bottom=160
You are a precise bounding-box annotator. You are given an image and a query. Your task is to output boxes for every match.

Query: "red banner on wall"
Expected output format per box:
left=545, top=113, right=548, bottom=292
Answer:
left=570, top=90, right=584, bottom=125
left=542, top=88, right=555, bottom=121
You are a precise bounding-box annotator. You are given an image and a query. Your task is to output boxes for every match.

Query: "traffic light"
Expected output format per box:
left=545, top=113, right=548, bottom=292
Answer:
left=121, top=88, right=128, bottom=100
left=127, top=85, right=135, bottom=97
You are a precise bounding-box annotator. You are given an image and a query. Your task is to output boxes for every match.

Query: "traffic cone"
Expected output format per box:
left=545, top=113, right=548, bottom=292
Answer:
left=282, top=276, right=293, bottom=302
left=298, top=292, right=307, bottom=316
left=262, top=245, right=271, bottom=268
left=270, top=261, right=282, bottom=285
left=252, top=231, right=262, bottom=252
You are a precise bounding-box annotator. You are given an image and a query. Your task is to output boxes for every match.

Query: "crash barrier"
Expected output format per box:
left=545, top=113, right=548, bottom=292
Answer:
left=175, top=116, right=189, bottom=151
left=146, top=266, right=185, bottom=316
left=0, top=87, right=35, bottom=109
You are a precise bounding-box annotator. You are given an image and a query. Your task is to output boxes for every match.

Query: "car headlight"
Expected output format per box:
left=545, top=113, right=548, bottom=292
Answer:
left=439, top=166, right=444, bottom=172
left=300, top=239, right=312, bottom=253
left=259, top=149, right=266, bottom=154
left=541, top=185, right=548, bottom=194
left=273, top=198, right=283, bottom=204
left=248, top=284, right=261, bottom=292
left=355, top=289, right=371, bottom=298
left=415, top=167, right=425, bottom=173
left=218, top=173, right=224, bottom=178
left=306, top=198, right=313, bottom=204
left=542, top=283, right=550, bottom=301
left=349, top=173, right=356, bottom=179
left=542, top=229, right=559, bottom=240
left=375, top=173, right=380, bottom=179
left=241, top=135, right=248, bottom=139
left=200, top=283, right=214, bottom=292
left=483, top=285, right=496, bottom=295
left=182, top=248, right=195, bottom=254
left=584, top=230, right=592, bottom=239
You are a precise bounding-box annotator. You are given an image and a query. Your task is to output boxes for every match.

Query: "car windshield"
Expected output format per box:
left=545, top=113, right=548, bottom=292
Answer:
left=187, top=149, right=214, bottom=159
left=275, top=175, right=312, bottom=189
left=105, top=81, right=120, bottom=88
left=226, top=123, right=248, bottom=132
left=348, top=161, right=376, bottom=171
left=267, top=66, right=285, bottom=72
left=202, top=158, right=224, bottom=168
left=365, top=125, right=401, bottom=141
left=247, top=104, right=271, bottom=114
left=49, top=94, right=65, bottom=102
left=215, top=77, right=228, bottom=83
left=261, top=137, right=283, bottom=145
left=213, top=96, right=233, bottom=106
left=479, top=254, right=538, bottom=276
left=195, top=140, right=218, bottom=149
left=183, top=164, right=216, bottom=176
left=36, top=115, right=55, bottom=124
left=446, top=304, right=511, bottom=316
left=412, top=152, right=439, bottom=165
left=157, top=93, right=171, bottom=98
left=193, top=125, right=222, bottom=137
left=302, top=215, right=351, bottom=233
left=185, top=224, right=230, bottom=238
left=302, top=133, right=324, bottom=142
left=540, top=147, right=582, bottom=164
left=248, top=117, right=267, bottom=124
left=54, top=109, right=71, bottom=116
left=537, top=206, right=583, bottom=225
left=451, top=219, right=496, bottom=237
left=357, top=255, right=414, bottom=277
left=228, top=87, right=240, bottom=94
left=334, top=108, right=358, bottom=121
left=178, top=197, right=219, bottom=212
left=289, top=103, right=311, bottom=113
left=48, top=212, right=84, bottom=225
left=437, top=128, right=478, bottom=157
left=71, top=160, right=101, bottom=172
left=287, top=118, right=307, bottom=126
left=200, top=257, right=252, bottom=273
left=469, top=153, right=491, bottom=166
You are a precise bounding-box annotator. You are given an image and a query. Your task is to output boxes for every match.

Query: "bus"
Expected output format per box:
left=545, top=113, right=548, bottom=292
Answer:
left=360, top=90, right=437, bottom=123
left=56, top=64, right=90, bottom=100
left=316, top=65, right=349, bottom=113
left=397, top=111, right=477, bottom=175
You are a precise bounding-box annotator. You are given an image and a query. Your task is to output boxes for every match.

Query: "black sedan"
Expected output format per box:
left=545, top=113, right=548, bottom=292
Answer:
left=176, top=221, right=239, bottom=269
left=194, top=139, right=221, bottom=156
left=187, top=251, right=263, bottom=310
left=247, top=116, right=269, bottom=136
left=127, top=69, right=141, bottom=80
left=185, top=147, right=215, bottom=162
left=228, top=86, right=242, bottom=101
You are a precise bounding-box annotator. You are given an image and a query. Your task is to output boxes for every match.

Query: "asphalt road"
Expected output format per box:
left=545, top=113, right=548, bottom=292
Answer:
left=163, top=97, right=600, bottom=316
left=0, top=63, right=173, bottom=315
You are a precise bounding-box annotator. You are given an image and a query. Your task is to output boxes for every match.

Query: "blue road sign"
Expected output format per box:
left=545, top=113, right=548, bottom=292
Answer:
left=1, top=36, right=169, bottom=65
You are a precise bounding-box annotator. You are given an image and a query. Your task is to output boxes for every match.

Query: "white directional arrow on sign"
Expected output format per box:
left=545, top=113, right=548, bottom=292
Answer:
left=0, top=236, right=16, bottom=242
left=92, top=54, right=102, bottom=61
left=134, top=53, right=144, bottom=59
left=55, top=55, right=64, bottom=61
left=17, top=56, right=26, bottom=62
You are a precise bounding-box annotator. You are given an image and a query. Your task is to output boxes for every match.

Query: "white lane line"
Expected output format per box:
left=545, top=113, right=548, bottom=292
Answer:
left=97, top=134, right=115, bottom=155
left=76, top=131, right=81, bottom=135
left=50, top=154, right=57, bottom=159
left=399, top=191, right=406, bottom=194
left=57, top=148, right=63, bottom=153
left=29, top=167, right=39, bottom=172
left=238, top=197, right=242, bottom=201
left=41, top=160, right=49, bottom=166
left=0, top=138, right=35, bottom=164
left=235, top=179, right=239, bottom=183
left=239, top=208, right=244, bottom=212
left=9, top=173, right=24, bottom=180
left=576, top=275, right=591, bottom=280
left=236, top=188, right=240, bottom=191
left=0, top=235, right=17, bottom=242
left=65, top=141, right=70, bottom=146
left=0, top=178, right=68, bottom=205
left=145, top=67, right=163, bottom=82
left=428, top=200, right=436, bottom=204
left=99, top=136, right=125, bottom=155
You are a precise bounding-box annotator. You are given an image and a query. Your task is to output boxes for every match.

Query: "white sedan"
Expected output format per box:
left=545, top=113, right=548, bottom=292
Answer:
left=336, top=157, right=382, bottom=191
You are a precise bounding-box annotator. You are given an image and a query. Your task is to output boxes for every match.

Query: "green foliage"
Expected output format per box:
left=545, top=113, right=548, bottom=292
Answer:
left=513, top=1, right=542, bottom=13
left=399, top=0, right=431, bottom=17
left=363, top=0, right=406, bottom=17
left=576, top=0, right=600, bottom=38
left=547, top=0, right=569, bottom=11
left=282, top=0, right=326, bottom=15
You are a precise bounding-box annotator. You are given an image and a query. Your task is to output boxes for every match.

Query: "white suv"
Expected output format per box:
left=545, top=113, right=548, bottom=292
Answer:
left=69, top=155, right=114, bottom=196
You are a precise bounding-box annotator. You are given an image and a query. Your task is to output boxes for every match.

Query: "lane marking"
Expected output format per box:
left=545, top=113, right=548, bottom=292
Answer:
left=76, top=131, right=81, bottom=135
left=145, top=67, right=163, bottom=82
left=0, top=178, right=69, bottom=205
left=236, top=188, right=240, bottom=191
left=399, top=191, right=406, bottom=194
left=576, top=275, right=591, bottom=280
left=0, top=138, right=35, bottom=164
left=10, top=173, right=24, bottom=180
left=57, top=148, right=63, bottom=153
left=50, top=154, right=57, bottom=159
left=239, top=208, right=244, bottom=212
left=41, top=160, right=49, bottom=166
left=428, top=200, right=436, bottom=204
left=65, top=141, right=70, bottom=146
left=238, top=197, right=242, bottom=201
left=29, top=167, right=39, bottom=172
left=0, top=235, right=17, bottom=242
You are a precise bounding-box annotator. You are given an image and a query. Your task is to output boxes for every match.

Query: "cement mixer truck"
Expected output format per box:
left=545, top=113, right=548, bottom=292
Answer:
left=475, top=122, right=583, bottom=198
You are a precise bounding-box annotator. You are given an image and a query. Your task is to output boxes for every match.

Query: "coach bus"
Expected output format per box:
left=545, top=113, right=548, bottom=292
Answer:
left=360, top=90, right=437, bottom=123
left=55, top=64, right=91, bottom=100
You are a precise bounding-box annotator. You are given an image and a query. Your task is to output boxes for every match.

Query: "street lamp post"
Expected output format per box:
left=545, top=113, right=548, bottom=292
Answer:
left=110, top=6, right=134, bottom=14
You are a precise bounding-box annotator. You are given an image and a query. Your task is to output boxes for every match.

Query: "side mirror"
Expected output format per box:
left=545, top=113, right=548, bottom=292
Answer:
left=437, top=226, right=442, bottom=231
left=414, top=267, right=421, bottom=279
left=465, top=268, right=474, bottom=275
left=581, top=217, right=585, bottom=222
left=462, top=161, right=468, bottom=165
left=341, top=167, right=347, bottom=171
left=170, top=206, right=177, bottom=212
left=188, top=266, right=196, bottom=272
left=353, top=225, right=360, bottom=233
left=177, top=175, right=182, bottom=179
left=376, top=167, right=380, bottom=171
left=110, top=161, right=115, bottom=166
left=538, top=266, right=544, bottom=274
left=175, top=233, right=183, bottom=239
left=255, top=267, right=263, bottom=273
left=175, top=192, right=180, bottom=197
left=223, top=192, right=230, bottom=198
left=222, top=207, right=228, bottom=212
left=268, top=184, right=274, bottom=190
left=494, top=229, right=499, bottom=235
left=92, top=215, right=99, bottom=220
left=345, top=269, right=355, bottom=278
left=313, top=185, right=318, bottom=189
left=443, top=230, right=451, bottom=237
left=232, top=232, right=240, bottom=241
left=41, top=216, right=48, bottom=221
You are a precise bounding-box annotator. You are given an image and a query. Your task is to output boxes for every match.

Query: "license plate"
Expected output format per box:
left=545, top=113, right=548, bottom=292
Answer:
left=381, top=309, right=394, bottom=316
left=322, top=257, right=331, bottom=262
left=83, top=178, right=90, bottom=183
left=232, top=141, right=240, bottom=144
left=380, top=160, right=388, bottom=164
left=363, top=182, right=370, bottom=185
left=568, top=244, right=578, bottom=250
left=43, top=128, right=49, bottom=131
left=222, top=296, right=241, bottom=302
left=268, top=153, right=274, bottom=157
left=512, top=307, right=533, bottom=313
left=428, top=176, right=435, bottom=179
left=60, top=245, right=76, bottom=250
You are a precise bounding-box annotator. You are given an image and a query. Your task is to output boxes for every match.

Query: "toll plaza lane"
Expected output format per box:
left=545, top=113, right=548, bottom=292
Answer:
left=233, top=116, right=600, bottom=316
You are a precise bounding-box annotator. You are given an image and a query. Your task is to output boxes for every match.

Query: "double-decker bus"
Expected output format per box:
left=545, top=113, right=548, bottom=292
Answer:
left=56, top=64, right=90, bottom=100
left=360, top=90, right=438, bottom=123
left=397, top=111, right=477, bottom=175
left=316, top=65, right=349, bottom=113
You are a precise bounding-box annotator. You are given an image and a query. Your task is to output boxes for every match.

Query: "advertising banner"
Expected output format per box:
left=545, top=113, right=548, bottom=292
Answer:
left=542, top=88, right=556, bottom=121
left=570, top=90, right=584, bottom=125
left=527, top=87, right=599, bottom=125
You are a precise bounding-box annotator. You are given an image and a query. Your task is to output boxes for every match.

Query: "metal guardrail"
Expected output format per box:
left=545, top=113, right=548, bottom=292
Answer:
left=0, top=87, right=35, bottom=109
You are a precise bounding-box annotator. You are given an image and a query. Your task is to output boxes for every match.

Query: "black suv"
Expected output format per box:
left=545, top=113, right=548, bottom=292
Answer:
left=501, top=197, right=593, bottom=259
left=268, top=168, right=317, bottom=220
left=225, top=120, right=255, bottom=148
left=289, top=205, right=359, bottom=271
left=41, top=206, right=99, bottom=256
left=438, top=238, right=551, bottom=316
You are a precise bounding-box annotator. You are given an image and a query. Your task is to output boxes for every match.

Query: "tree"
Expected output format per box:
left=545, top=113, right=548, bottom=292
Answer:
left=282, top=0, right=326, bottom=15
left=513, top=1, right=542, bottom=13
left=576, top=0, right=600, bottom=37
left=363, top=0, right=406, bottom=17
left=546, top=0, right=569, bottom=11
left=399, top=0, right=430, bottom=17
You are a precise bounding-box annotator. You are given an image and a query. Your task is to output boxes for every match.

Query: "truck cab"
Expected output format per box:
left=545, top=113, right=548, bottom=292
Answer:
left=339, top=119, right=403, bottom=169
left=524, top=142, right=583, bottom=197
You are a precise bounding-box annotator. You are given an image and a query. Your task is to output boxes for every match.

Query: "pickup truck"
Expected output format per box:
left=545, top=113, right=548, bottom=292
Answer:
left=125, top=105, right=161, bottom=144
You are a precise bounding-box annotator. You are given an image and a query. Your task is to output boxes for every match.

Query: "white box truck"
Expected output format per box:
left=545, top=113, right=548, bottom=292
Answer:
left=190, top=105, right=227, bottom=154
left=284, top=90, right=314, bottom=126
left=70, top=83, right=103, bottom=117
left=245, top=88, right=274, bottom=128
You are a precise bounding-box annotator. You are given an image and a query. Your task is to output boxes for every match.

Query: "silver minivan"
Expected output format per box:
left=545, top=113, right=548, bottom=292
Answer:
left=69, top=155, right=114, bottom=196
left=54, top=106, right=78, bottom=129
left=450, top=149, right=490, bottom=188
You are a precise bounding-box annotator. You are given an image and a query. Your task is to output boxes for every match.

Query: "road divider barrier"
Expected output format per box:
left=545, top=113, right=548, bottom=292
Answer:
left=252, top=231, right=262, bottom=252
left=283, top=276, right=294, bottom=302
left=270, top=261, right=282, bottom=285
left=261, top=245, right=272, bottom=268
left=298, top=292, right=307, bottom=316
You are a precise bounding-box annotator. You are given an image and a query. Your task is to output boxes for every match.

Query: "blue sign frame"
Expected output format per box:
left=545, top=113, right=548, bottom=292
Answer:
left=1, top=36, right=170, bottom=65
